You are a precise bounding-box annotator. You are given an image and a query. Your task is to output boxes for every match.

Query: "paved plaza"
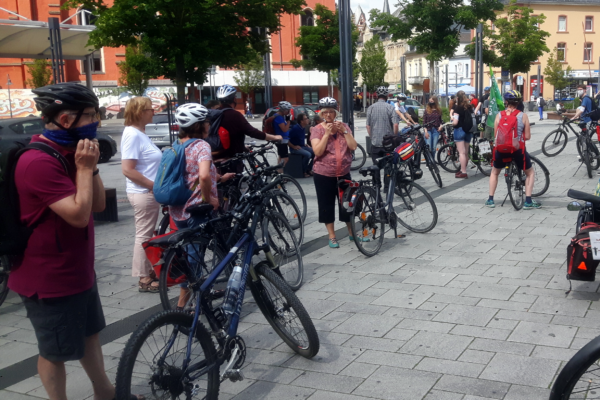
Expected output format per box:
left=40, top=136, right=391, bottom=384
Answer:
left=0, top=114, right=597, bottom=399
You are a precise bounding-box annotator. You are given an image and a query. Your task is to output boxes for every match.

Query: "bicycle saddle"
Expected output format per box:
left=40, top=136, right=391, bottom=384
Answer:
left=144, top=229, right=196, bottom=248
left=359, top=165, right=380, bottom=177
left=186, top=204, right=214, bottom=218
left=568, top=189, right=600, bottom=207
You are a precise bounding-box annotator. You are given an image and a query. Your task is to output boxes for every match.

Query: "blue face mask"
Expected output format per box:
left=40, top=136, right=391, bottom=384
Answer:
left=43, top=122, right=99, bottom=147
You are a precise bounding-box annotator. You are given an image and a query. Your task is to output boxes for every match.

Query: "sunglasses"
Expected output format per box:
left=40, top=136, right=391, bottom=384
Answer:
left=68, top=111, right=98, bottom=120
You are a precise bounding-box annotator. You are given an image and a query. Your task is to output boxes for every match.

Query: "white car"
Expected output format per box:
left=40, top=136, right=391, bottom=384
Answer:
left=146, top=113, right=178, bottom=148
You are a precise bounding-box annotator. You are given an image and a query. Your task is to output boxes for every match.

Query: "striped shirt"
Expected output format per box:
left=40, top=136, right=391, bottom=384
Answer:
left=366, top=99, right=396, bottom=146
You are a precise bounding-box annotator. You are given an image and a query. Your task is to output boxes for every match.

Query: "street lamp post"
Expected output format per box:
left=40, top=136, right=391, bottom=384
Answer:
left=338, top=0, right=354, bottom=132
left=7, top=74, right=13, bottom=118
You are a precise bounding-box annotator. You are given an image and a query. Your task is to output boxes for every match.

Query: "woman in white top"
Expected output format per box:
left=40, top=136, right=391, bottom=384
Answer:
left=121, top=97, right=163, bottom=292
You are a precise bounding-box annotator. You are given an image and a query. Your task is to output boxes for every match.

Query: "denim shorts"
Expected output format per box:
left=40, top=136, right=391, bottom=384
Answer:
left=453, top=127, right=473, bottom=143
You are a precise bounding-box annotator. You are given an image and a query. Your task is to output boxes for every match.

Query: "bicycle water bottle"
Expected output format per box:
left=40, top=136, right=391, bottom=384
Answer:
left=222, top=261, right=243, bottom=316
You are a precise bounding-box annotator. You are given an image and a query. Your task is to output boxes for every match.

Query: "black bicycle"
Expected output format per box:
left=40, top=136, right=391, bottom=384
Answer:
left=566, top=189, right=600, bottom=234
left=500, top=153, right=550, bottom=210
left=542, top=112, right=599, bottom=159
left=0, top=255, right=10, bottom=307
left=351, top=143, right=367, bottom=171
left=410, top=122, right=443, bottom=188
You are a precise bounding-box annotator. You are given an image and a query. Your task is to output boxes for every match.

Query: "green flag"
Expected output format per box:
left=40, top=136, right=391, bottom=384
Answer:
left=487, top=67, right=505, bottom=129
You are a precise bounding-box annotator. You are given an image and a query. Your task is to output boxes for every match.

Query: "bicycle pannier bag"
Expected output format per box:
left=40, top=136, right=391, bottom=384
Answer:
left=392, top=142, right=414, bottom=164
left=382, top=134, right=406, bottom=152
left=153, top=139, right=198, bottom=206
left=495, top=110, right=522, bottom=153
left=567, top=222, right=600, bottom=281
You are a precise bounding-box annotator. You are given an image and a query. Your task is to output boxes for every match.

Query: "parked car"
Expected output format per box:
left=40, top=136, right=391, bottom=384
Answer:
left=387, top=98, right=423, bottom=113
left=145, top=112, right=178, bottom=149
left=0, top=117, right=118, bottom=163
left=262, top=105, right=318, bottom=138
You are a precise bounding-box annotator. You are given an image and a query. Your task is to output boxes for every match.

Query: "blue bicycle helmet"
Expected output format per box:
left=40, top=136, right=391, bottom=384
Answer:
left=503, top=89, right=522, bottom=101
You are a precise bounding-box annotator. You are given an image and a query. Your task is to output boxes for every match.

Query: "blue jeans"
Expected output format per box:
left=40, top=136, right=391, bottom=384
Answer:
left=174, top=214, right=211, bottom=287
left=290, top=146, right=314, bottom=173
left=538, top=106, right=543, bottom=119
left=425, top=128, right=439, bottom=159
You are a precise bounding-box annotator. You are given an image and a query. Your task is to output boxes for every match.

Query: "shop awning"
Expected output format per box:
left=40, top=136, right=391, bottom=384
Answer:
left=0, top=19, right=95, bottom=60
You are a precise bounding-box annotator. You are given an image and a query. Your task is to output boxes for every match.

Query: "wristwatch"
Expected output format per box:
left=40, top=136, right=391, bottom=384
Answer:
left=93, top=169, right=99, bottom=176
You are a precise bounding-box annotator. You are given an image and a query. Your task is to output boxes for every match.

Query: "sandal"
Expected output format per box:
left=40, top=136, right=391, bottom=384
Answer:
left=139, top=277, right=159, bottom=293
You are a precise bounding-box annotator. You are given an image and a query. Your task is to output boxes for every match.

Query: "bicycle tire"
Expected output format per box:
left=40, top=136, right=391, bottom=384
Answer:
left=424, top=151, right=443, bottom=188
left=276, top=174, right=307, bottom=223
left=437, top=143, right=461, bottom=173
left=350, top=186, right=385, bottom=257
left=0, top=255, right=10, bottom=308
left=250, top=262, right=319, bottom=359
left=394, top=180, right=438, bottom=233
left=159, top=239, right=227, bottom=311
left=157, top=212, right=171, bottom=236
left=350, top=143, right=367, bottom=171
left=267, top=191, right=304, bottom=245
left=529, top=155, right=550, bottom=197
left=579, top=136, right=593, bottom=178
left=542, top=129, right=568, bottom=157
left=507, top=163, right=525, bottom=210
left=590, top=141, right=600, bottom=170
left=261, top=212, right=303, bottom=291
left=550, top=335, right=600, bottom=400
left=115, top=310, right=219, bottom=400
left=474, top=146, right=493, bottom=177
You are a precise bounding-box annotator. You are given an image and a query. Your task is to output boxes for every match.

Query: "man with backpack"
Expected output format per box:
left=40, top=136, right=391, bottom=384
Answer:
left=486, top=90, right=541, bottom=210
left=1, top=83, right=125, bottom=399
left=271, top=101, right=293, bottom=170
left=536, top=96, right=546, bottom=121
left=573, top=84, right=599, bottom=124
left=212, top=84, right=281, bottom=172
left=367, top=87, right=398, bottom=165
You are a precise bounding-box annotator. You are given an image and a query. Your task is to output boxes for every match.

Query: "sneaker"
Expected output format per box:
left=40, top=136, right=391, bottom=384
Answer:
left=485, top=199, right=495, bottom=208
left=523, top=200, right=542, bottom=210
left=455, top=172, right=468, bottom=179
left=349, top=235, right=371, bottom=242
left=329, top=238, right=340, bottom=248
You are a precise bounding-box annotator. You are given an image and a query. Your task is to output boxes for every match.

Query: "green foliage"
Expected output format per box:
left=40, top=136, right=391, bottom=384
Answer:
left=25, top=59, right=53, bottom=89
left=358, top=35, right=388, bottom=92
left=118, top=45, right=150, bottom=96
left=466, top=0, right=550, bottom=75
left=233, top=56, right=264, bottom=100
left=290, top=4, right=359, bottom=83
left=544, top=47, right=573, bottom=93
left=370, top=0, right=503, bottom=64
left=66, top=0, right=306, bottom=103
left=440, top=107, right=450, bottom=123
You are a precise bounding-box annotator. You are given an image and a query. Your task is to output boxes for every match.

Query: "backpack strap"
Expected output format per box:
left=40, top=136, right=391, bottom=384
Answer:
left=21, top=142, right=69, bottom=175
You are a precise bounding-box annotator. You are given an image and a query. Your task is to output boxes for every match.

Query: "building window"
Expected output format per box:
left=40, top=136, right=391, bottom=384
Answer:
left=558, top=16, right=567, bottom=32
left=302, top=87, right=318, bottom=104
left=301, top=9, right=314, bottom=26
left=77, top=7, right=97, bottom=26
left=557, top=43, right=566, bottom=62
left=465, top=64, right=469, bottom=79
left=586, top=16, right=594, bottom=32
left=584, top=42, right=593, bottom=62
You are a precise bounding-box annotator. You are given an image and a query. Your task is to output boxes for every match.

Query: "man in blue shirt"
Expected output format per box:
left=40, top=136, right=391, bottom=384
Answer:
left=574, top=84, right=594, bottom=124
left=273, top=101, right=293, bottom=169
left=288, top=113, right=314, bottom=176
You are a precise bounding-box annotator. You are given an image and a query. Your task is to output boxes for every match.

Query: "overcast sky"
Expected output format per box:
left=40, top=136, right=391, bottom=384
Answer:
left=351, top=0, right=390, bottom=21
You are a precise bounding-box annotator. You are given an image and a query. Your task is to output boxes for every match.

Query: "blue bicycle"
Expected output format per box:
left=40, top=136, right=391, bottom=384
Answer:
left=115, top=181, right=319, bottom=400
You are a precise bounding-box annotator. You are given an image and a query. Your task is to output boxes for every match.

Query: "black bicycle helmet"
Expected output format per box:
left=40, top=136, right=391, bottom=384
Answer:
left=32, top=83, right=99, bottom=129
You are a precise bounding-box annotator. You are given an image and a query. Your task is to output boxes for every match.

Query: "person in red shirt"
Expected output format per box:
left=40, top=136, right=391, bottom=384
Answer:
left=9, top=83, right=135, bottom=400
left=469, top=93, right=479, bottom=108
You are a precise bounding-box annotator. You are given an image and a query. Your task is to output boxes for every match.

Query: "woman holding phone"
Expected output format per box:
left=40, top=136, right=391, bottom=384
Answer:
left=310, top=97, right=360, bottom=248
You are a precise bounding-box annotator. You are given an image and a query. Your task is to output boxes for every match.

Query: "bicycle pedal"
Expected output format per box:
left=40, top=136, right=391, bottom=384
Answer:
left=224, top=369, right=244, bottom=382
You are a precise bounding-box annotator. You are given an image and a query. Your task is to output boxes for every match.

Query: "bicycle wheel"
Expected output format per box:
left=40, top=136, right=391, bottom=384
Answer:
left=250, top=262, right=319, bottom=359
left=529, top=155, right=550, bottom=197
left=542, top=129, right=568, bottom=157
left=115, top=310, right=219, bottom=400
left=159, top=238, right=227, bottom=311
left=507, top=163, right=525, bottom=210
left=350, top=186, right=385, bottom=257
left=474, top=145, right=493, bottom=177
left=394, top=180, right=438, bottom=233
left=579, top=136, right=593, bottom=178
left=267, top=191, right=304, bottom=245
left=261, top=212, right=303, bottom=291
left=275, top=174, right=307, bottom=223
left=0, top=255, right=10, bottom=307
left=424, top=151, right=443, bottom=188
left=157, top=212, right=172, bottom=235
left=550, top=335, right=600, bottom=400
left=590, top=141, right=600, bottom=170
left=437, top=143, right=461, bottom=173
left=351, top=143, right=367, bottom=171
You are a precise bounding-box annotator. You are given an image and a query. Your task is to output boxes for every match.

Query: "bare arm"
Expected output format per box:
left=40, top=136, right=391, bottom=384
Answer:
left=340, top=124, right=357, bottom=151
left=198, top=159, right=217, bottom=209
left=122, top=159, right=154, bottom=190
left=522, top=113, right=531, bottom=141
left=493, top=113, right=500, bottom=140
left=92, top=173, right=106, bottom=213
left=278, top=121, right=290, bottom=133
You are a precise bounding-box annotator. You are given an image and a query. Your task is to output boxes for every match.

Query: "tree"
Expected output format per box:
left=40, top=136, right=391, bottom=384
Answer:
left=233, top=56, right=264, bottom=106
left=67, top=0, right=305, bottom=104
left=290, top=4, right=359, bottom=97
left=358, top=35, right=388, bottom=103
left=370, top=0, right=503, bottom=94
left=25, top=59, right=53, bottom=88
left=544, top=47, right=573, bottom=97
left=117, top=45, right=150, bottom=96
left=466, top=0, right=550, bottom=83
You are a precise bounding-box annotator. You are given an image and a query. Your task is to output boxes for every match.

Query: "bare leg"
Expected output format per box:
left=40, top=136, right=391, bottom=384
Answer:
left=524, top=167, right=535, bottom=197
left=489, top=167, right=501, bottom=196
left=456, top=141, right=469, bottom=173
left=345, top=222, right=353, bottom=236
left=325, top=223, right=336, bottom=239
left=78, top=334, right=115, bottom=400
left=178, top=287, right=191, bottom=308
left=38, top=356, right=67, bottom=400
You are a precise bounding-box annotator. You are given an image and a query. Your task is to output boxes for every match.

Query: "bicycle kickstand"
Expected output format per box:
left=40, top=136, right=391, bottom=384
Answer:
left=500, top=192, right=509, bottom=207
left=573, top=161, right=584, bottom=177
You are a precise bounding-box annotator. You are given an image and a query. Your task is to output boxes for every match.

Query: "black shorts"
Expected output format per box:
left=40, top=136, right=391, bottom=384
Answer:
left=276, top=143, right=289, bottom=158
left=21, top=282, right=106, bottom=362
left=492, top=149, right=532, bottom=170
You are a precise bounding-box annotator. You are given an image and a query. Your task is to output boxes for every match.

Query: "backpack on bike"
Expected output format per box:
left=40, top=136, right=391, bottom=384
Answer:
left=0, top=142, right=69, bottom=257
left=407, top=107, right=419, bottom=123
left=382, top=134, right=407, bottom=152
left=567, top=222, right=600, bottom=282
left=263, top=115, right=276, bottom=135
left=495, top=110, right=522, bottom=153
left=205, top=109, right=232, bottom=152
left=153, top=139, right=198, bottom=206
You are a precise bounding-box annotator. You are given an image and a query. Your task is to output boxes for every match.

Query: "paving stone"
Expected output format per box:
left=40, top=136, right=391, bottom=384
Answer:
left=401, top=331, right=473, bottom=360
left=370, top=289, right=433, bottom=309
left=508, top=321, right=577, bottom=348
left=461, top=282, right=518, bottom=301
left=0, top=391, right=47, bottom=400
left=449, top=325, right=511, bottom=341
left=486, top=318, right=519, bottom=330
left=494, top=309, right=553, bottom=324
left=458, top=349, right=495, bottom=365
left=281, top=344, right=363, bottom=374
left=396, top=319, right=455, bottom=334
left=332, top=313, right=401, bottom=338
left=415, top=358, right=485, bottom=378
left=434, top=375, right=510, bottom=399
left=469, top=338, right=534, bottom=356
left=476, top=299, right=532, bottom=312
left=433, top=304, right=497, bottom=327
left=306, top=390, right=369, bottom=400
left=355, top=349, right=422, bottom=369
left=353, top=366, right=440, bottom=400
left=480, top=353, right=560, bottom=388
left=418, top=302, right=449, bottom=312
left=231, top=380, right=315, bottom=399
left=424, top=390, right=465, bottom=400
left=382, top=327, right=418, bottom=341
left=290, top=371, right=363, bottom=394
left=241, top=363, right=304, bottom=384
left=529, top=296, right=590, bottom=317
left=531, top=345, right=578, bottom=362
left=403, top=271, right=457, bottom=286
left=503, top=384, right=551, bottom=399
left=319, top=278, right=378, bottom=295
left=343, top=335, right=404, bottom=352
left=429, top=294, right=480, bottom=306
left=338, top=361, right=379, bottom=379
